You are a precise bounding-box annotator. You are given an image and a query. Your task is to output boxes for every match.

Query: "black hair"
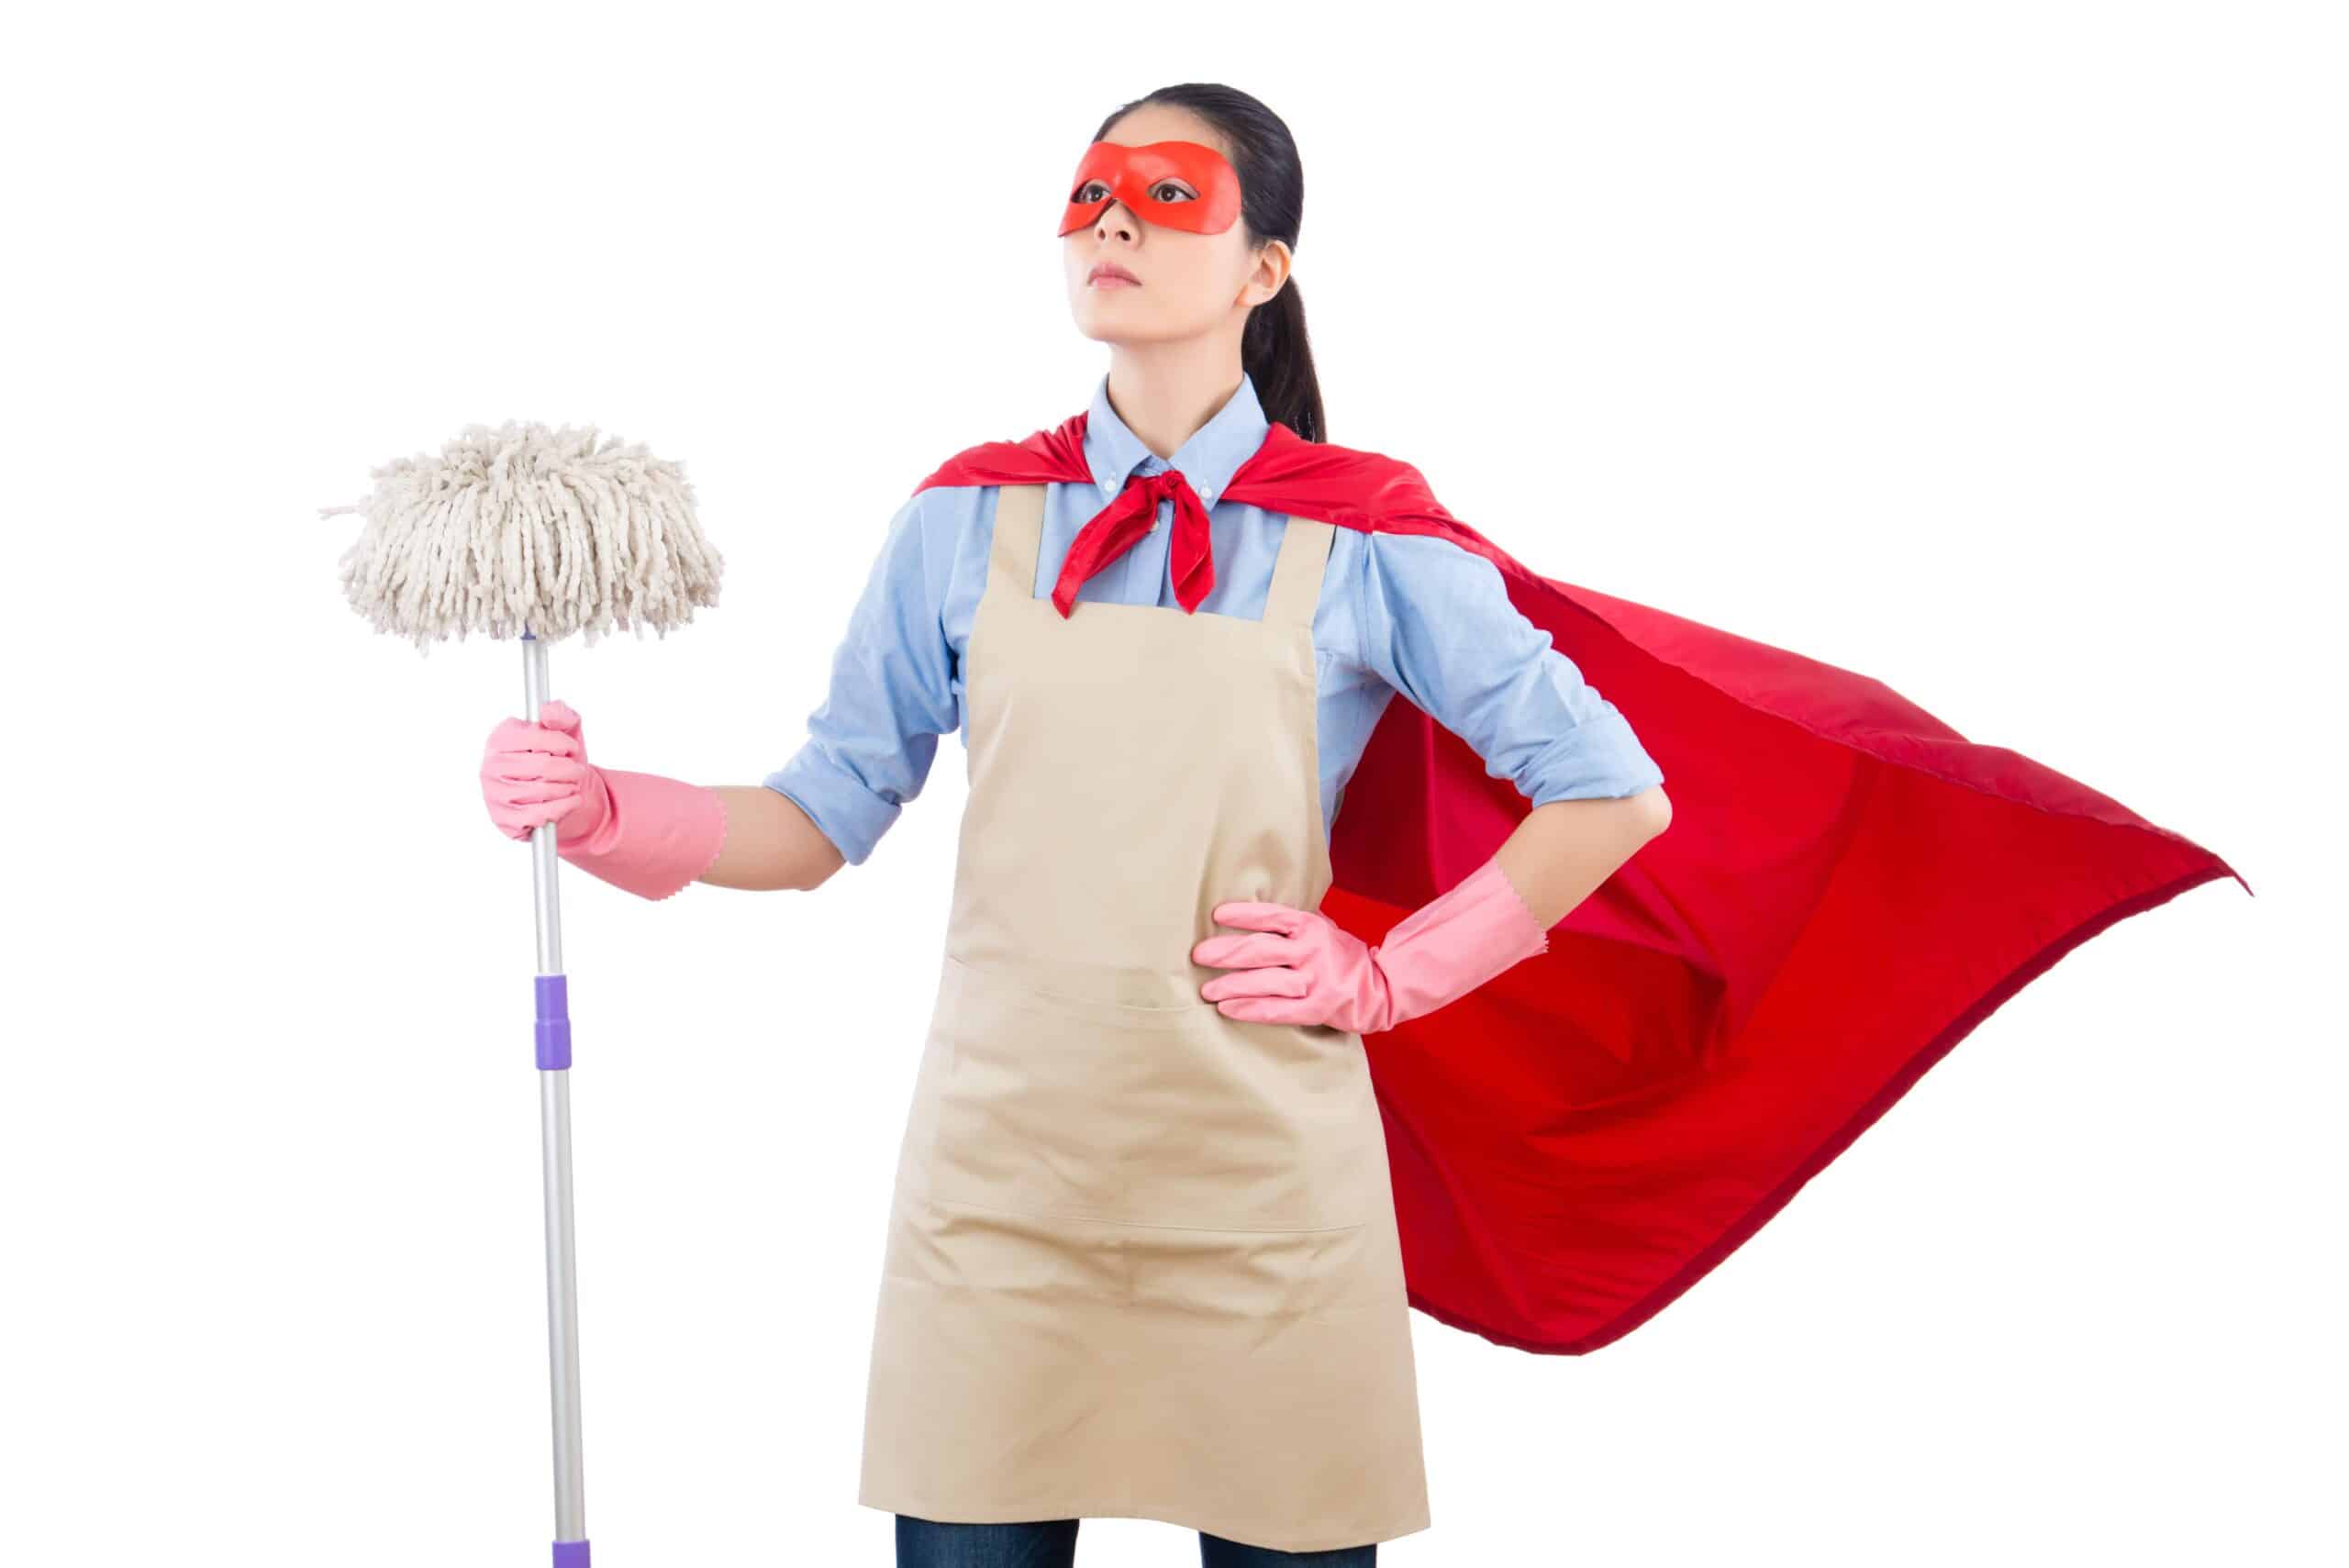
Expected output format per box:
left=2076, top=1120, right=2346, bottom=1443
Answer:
left=1089, top=84, right=1327, bottom=444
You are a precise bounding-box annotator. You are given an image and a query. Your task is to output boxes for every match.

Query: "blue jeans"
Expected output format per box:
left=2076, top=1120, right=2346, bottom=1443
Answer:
left=895, top=1514, right=1377, bottom=1566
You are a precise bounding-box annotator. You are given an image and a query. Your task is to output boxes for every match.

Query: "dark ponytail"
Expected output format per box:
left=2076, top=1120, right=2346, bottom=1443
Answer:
left=1090, top=84, right=1328, bottom=444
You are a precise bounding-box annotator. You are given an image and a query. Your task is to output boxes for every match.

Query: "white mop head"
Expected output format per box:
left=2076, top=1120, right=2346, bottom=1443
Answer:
left=319, top=420, right=723, bottom=651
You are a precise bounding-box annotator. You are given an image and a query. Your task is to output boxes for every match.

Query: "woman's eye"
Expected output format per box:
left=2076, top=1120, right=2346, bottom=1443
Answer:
left=1074, top=181, right=1108, bottom=203
left=1150, top=182, right=1197, bottom=203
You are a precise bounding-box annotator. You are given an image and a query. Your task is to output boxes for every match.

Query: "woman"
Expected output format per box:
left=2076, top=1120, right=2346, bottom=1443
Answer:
left=480, top=83, right=2239, bottom=1566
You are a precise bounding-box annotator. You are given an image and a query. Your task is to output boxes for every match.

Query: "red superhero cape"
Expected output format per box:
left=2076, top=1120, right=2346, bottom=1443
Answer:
left=914, top=414, right=2249, bottom=1355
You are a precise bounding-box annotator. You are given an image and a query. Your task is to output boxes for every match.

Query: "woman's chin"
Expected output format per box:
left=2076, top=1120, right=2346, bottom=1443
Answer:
left=1070, top=294, right=1179, bottom=343
left=1072, top=317, right=1194, bottom=351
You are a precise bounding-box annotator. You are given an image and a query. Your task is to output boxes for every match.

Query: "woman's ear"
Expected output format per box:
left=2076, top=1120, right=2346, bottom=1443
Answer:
left=1242, top=239, right=1293, bottom=308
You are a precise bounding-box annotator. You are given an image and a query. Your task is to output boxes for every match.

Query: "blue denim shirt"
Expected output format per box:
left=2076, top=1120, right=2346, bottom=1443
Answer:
left=765, top=372, right=1664, bottom=866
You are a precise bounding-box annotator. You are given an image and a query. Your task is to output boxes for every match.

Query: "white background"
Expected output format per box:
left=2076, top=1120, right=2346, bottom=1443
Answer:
left=5, top=4, right=2339, bottom=1564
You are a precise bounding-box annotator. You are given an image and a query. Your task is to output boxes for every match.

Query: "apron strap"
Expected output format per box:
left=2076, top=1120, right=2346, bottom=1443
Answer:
left=1261, top=518, right=1335, bottom=629
left=985, top=484, right=1049, bottom=605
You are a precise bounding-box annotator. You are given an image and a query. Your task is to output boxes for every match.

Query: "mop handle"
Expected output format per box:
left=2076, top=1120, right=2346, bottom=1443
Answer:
left=522, top=630, right=592, bottom=1568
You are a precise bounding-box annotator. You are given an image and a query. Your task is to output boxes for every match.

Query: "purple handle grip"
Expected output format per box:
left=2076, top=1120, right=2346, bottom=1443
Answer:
left=553, top=1540, right=590, bottom=1567
left=536, top=973, right=573, bottom=1071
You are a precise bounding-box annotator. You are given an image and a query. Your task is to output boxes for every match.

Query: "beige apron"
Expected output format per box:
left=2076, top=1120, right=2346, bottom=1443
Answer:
left=858, top=484, right=1431, bottom=1552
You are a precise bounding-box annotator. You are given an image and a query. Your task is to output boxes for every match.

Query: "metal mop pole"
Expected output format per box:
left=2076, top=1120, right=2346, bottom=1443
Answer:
left=524, top=628, right=590, bottom=1568
left=323, top=420, right=718, bottom=1566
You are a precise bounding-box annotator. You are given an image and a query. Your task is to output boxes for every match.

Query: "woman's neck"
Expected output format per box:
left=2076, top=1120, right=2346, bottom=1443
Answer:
left=1103, top=340, right=1246, bottom=462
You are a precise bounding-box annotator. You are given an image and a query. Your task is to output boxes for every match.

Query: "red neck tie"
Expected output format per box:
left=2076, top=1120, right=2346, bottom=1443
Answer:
left=1051, top=467, right=1217, bottom=617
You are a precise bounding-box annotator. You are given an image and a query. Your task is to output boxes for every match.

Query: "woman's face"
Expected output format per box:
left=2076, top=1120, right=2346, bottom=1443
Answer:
left=1063, top=106, right=1289, bottom=349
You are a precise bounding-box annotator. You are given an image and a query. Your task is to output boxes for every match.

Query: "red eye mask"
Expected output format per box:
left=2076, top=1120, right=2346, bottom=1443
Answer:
left=1057, top=139, right=1244, bottom=237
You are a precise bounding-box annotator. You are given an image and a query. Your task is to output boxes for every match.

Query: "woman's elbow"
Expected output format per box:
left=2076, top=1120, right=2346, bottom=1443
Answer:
left=1628, top=783, right=1672, bottom=840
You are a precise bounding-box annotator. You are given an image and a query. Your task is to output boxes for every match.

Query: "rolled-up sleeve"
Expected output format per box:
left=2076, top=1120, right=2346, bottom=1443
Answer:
left=1355, top=529, right=1664, bottom=803
left=763, top=491, right=959, bottom=864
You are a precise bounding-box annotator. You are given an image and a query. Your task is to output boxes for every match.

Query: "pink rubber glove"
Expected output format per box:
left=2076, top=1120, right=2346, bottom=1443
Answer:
left=1191, top=853, right=1550, bottom=1032
left=479, top=700, right=728, bottom=902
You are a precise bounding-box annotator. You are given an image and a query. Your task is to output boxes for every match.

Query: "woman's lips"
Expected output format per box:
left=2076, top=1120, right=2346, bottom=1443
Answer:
left=1088, top=267, right=1140, bottom=288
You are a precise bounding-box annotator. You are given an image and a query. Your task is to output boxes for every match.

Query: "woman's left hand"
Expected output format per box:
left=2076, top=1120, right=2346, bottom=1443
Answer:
left=1192, top=899, right=1394, bottom=1032
left=1194, top=856, right=1555, bottom=1035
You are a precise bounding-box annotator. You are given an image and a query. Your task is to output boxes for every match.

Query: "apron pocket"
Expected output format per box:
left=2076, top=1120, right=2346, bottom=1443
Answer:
left=918, top=953, right=1393, bottom=1232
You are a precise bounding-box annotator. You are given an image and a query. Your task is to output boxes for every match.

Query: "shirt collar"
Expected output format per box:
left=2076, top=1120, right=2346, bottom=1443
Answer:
left=1081, top=371, right=1270, bottom=508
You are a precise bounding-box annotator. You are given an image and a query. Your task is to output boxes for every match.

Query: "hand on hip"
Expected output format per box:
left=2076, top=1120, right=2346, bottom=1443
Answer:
left=1193, top=900, right=1397, bottom=1033
left=1193, top=857, right=1551, bottom=1036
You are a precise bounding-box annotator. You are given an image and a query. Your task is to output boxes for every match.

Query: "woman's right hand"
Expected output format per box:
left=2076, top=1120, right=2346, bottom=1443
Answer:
left=481, top=699, right=614, bottom=845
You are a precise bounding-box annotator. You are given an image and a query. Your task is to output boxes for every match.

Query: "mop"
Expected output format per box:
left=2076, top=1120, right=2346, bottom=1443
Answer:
left=321, top=421, right=724, bottom=1568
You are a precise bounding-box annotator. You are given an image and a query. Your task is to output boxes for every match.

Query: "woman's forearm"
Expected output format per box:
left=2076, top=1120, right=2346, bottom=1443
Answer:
left=1493, top=786, right=1671, bottom=929
left=700, top=785, right=849, bottom=892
